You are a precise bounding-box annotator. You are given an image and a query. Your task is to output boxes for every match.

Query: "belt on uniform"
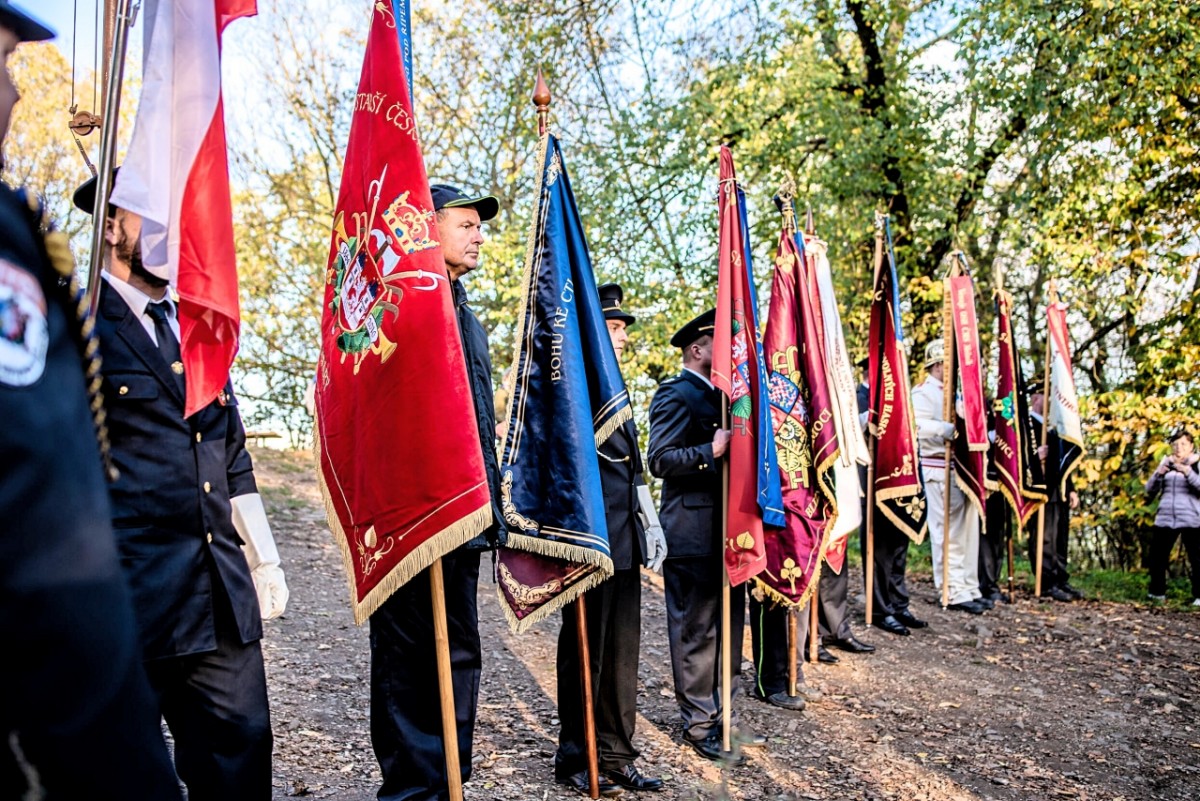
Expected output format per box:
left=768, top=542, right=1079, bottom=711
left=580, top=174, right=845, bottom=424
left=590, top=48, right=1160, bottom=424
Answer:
left=921, top=457, right=953, bottom=470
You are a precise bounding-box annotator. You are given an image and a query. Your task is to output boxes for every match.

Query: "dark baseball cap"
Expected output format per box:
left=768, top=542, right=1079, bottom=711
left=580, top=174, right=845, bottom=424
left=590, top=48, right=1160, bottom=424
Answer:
left=0, top=1, right=54, bottom=42
left=429, top=183, right=499, bottom=222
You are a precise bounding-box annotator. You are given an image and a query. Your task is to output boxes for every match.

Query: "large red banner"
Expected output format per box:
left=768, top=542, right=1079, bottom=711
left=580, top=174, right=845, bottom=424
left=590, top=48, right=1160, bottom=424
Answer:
left=313, top=4, right=492, bottom=623
left=760, top=223, right=839, bottom=607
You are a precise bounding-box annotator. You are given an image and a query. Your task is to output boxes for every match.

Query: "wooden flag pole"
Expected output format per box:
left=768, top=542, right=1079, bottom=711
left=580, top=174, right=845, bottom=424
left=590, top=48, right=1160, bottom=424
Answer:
left=865, top=213, right=886, bottom=626
left=865, top=454, right=877, bottom=624
left=531, top=68, right=598, bottom=796
left=1007, top=525, right=1017, bottom=601
left=808, top=579, right=819, bottom=664
left=940, top=264, right=958, bottom=610
left=720, top=397, right=732, bottom=755
left=787, top=606, right=798, bottom=697
left=575, top=597, right=600, bottom=799
left=429, top=559, right=463, bottom=801
left=1034, top=282, right=1055, bottom=598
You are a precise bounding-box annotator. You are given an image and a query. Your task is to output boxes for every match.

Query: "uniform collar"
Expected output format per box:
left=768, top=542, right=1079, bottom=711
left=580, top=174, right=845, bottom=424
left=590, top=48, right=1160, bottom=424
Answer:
left=682, top=367, right=715, bottom=390
left=102, top=270, right=176, bottom=320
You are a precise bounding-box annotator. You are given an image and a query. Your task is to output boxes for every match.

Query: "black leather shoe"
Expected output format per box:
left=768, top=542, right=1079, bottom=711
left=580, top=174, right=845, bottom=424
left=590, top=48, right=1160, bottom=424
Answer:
left=828, top=634, right=876, bottom=654
left=1042, top=585, right=1074, bottom=602
left=605, top=764, right=663, bottom=792
left=802, top=645, right=839, bottom=663
left=947, top=600, right=985, bottom=614
left=763, top=691, right=806, bottom=711
left=1061, top=583, right=1085, bottom=600
left=894, top=610, right=928, bottom=629
left=976, top=597, right=995, bottom=610
left=733, top=727, right=767, bottom=748
left=875, top=615, right=911, bottom=636
left=559, top=771, right=624, bottom=797
left=686, top=734, right=746, bottom=765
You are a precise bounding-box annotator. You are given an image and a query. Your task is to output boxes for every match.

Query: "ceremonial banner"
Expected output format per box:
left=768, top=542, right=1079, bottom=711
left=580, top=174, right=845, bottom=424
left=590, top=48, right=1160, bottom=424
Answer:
left=111, top=0, right=256, bottom=416
left=947, top=273, right=988, bottom=451
left=806, top=234, right=867, bottom=570
left=314, top=5, right=492, bottom=624
left=1046, top=289, right=1085, bottom=493
left=759, top=213, right=839, bottom=606
left=942, top=263, right=988, bottom=521
left=713, top=147, right=785, bottom=586
left=496, top=133, right=624, bottom=632
left=993, top=290, right=1047, bottom=524
left=867, top=219, right=927, bottom=543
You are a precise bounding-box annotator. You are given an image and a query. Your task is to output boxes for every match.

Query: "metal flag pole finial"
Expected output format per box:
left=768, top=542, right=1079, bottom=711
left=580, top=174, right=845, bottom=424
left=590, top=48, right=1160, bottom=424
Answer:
left=778, top=174, right=797, bottom=234
left=804, top=206, right=816, bottom=236
left=533, top=69, right=551, bottom=136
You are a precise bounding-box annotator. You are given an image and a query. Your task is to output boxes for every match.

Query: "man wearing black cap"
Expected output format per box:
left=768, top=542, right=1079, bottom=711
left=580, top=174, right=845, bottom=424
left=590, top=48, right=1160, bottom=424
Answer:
left=73, top=160, right=287, bottom=798
left=0, top=7, right=180, bottom=799
left=649, top=309, right=762, bottom=762
left=554, top=283, right=667, bottom=796
left=369, top=183, right=507, bottom=801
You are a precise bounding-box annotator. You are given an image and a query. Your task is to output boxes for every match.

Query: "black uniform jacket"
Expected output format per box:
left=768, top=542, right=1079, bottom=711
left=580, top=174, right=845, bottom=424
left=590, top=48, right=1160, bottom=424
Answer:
left=0, top=186, right=117, bottom=591
left=453, top=278, right=505, bottom=550
left=647, top=370, right=721, bottom=559
left=598, top=416, right=646, bottom=571
left=96, top=280, right=261, bottom=661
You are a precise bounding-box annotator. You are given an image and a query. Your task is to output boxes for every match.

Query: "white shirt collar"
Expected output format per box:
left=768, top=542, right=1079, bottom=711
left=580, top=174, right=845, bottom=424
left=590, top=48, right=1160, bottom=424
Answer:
left=684, top=367, right=715, bottom=390
left=103, top=271, right=175, bottom=319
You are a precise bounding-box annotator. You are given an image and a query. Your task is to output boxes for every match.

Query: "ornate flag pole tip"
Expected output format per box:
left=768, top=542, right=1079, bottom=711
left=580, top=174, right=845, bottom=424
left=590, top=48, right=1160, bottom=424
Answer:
left=533, top=70, right=552, bottom=135
left=804, top=207, right=815, bottom=236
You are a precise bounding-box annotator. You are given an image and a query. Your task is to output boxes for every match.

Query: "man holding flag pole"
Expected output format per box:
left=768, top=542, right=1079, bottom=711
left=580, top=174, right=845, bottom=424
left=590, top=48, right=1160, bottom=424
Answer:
left=313, top=6, right=501, bottom=801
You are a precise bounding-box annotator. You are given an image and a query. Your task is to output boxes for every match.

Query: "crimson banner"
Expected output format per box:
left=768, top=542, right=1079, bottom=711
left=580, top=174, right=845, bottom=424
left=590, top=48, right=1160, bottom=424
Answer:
left=712, top=147, right=784, bottom=586
left=993, top=289, right=1047, bottom=524
left=867, top=220, right=927, bottom=543
left=759, top=218, right=839, bottom=607
left=314, top=5, right=492, bottom=623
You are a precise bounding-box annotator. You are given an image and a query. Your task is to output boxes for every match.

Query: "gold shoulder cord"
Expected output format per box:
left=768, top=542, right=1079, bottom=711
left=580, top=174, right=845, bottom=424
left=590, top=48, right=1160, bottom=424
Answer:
left=29, top=193, right=118, bottom=482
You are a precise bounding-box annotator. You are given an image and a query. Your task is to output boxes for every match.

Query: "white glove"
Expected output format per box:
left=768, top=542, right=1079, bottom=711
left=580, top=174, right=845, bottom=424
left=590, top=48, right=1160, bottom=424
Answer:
left=231, top=493, right=289, bottom=620
left=941, top=421, right=956, bottom=441
left=636, top=484, right=668, bottom=573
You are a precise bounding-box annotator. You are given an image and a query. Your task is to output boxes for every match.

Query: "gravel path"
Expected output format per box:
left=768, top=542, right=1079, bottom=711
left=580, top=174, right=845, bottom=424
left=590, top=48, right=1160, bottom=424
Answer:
left=253, top=448, right=1200, bottom=801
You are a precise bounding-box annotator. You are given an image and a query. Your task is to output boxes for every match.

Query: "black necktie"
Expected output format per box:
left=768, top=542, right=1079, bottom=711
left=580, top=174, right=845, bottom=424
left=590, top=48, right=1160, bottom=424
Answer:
left=146, top=301, right=185, bottom=394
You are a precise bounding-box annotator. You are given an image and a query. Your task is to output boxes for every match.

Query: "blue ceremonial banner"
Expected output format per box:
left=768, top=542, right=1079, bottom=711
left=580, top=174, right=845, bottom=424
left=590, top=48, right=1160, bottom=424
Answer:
left=495, top=133, right=627, bottom=632
left=390, top=0, right=414, bottom=105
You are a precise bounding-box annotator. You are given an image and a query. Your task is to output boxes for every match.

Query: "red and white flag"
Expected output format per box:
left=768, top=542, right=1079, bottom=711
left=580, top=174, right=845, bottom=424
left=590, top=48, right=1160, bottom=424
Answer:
left=111, top=0, right=255, bottom=417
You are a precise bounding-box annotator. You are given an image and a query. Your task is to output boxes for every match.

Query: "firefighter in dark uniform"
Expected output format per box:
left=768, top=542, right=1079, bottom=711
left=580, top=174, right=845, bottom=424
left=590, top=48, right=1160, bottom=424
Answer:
left=0, top=6, right=179, bottom=798
left=555, top=283, right=667, bottom=796
left=73, top=171, right=288, bottom=801
left=369, top=184, right=507, bottom=801
left=648, top=309, right=765, bottom=764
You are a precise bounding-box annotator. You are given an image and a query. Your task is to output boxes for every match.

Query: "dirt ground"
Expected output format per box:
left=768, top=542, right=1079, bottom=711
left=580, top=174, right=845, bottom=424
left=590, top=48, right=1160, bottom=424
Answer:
left=253, top=448, right=1200, bottom=801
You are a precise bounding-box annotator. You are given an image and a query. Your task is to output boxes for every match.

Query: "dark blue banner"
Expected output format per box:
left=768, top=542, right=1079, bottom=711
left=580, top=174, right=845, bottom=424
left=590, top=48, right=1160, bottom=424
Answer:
left=495, top=133, right=626, bottom=632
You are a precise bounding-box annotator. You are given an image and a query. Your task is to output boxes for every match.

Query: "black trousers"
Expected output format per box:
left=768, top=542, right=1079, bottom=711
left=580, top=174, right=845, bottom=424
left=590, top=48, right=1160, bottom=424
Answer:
left=748, top=593, right=808, bottom=698
left=143, top=585, right=273, bottom=801
left=1148, top=526, right=1200, bottom=598
left=1027, top=500, right=1070, bottom=590
left=662, top=557, right=744, bottom=741
left=370, top=549, right=481, bottom=801
left=863, top=515, right=912, bottom=620
left=555, top=568, right=641, bottom=778
left=816, top=561, right=851, bottom=642
left=979, top=493, right=1012, bottom=598
left=0, top=579, right=180, bottom=801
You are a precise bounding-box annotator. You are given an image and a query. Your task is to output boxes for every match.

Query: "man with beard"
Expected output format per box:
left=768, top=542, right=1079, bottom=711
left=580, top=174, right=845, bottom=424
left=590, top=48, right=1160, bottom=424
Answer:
left=73, top=171, right=288, bottom=801
left=1, top=6, right=179, bottom=798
